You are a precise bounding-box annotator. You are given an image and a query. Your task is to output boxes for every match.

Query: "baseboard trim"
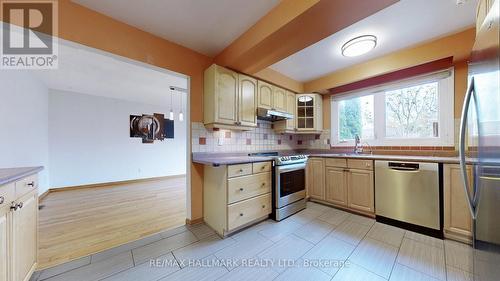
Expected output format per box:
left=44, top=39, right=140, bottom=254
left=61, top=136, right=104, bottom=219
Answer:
left=49, top=174, right=186, bottom=193
left=186, top=217, right=204, bottom=225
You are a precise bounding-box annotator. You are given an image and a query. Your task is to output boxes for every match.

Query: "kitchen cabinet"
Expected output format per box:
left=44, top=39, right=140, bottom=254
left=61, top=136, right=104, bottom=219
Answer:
left=204, top=64, right=257, bottom=130
left=312, top=158, right=374, bottom=216
left=257, top=81, right=274, bottom=109
left=204, top=162, right=272, bottom=236
left=296, top=93, right=323, bottom=133
left=0, top=174, right=38, bottom=281
left=325, top=167, right=347, bottom=206
left=272, top=86, right=287, bottom=112
left=476, top=0, right=494, bottom=35
left=444, top=164, right=474, bottom=243
left=274, top=91, right=297, bottom=133
left=347, top=169, right=374, bottom=213
left=307, top=158, right=325, bottom=200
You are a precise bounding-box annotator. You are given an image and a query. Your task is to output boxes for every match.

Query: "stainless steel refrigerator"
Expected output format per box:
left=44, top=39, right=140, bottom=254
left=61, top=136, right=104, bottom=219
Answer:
left=459, top=1, right=499, bottom=280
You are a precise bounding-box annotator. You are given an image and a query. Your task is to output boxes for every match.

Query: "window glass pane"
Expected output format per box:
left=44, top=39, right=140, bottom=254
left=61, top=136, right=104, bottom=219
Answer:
left=306, top=118, right=314, bottom=128
left=338, top=95, right=374, bottom=140
left=385, top=82, right=439, bottom=138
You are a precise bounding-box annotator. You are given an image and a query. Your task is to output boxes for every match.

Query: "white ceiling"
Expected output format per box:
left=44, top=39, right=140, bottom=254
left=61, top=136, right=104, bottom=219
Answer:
left=72, top=0, right=280, bottom=57
left=30, top=40, right=188, bottom=106
left=270, top=0, right=478, bottom=83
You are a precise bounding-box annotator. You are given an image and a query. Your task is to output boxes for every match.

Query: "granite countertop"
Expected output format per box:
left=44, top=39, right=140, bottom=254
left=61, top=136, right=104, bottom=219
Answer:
left=192, top=151, right=480, bottom=166
left=0, top=167, right=44, bottom=186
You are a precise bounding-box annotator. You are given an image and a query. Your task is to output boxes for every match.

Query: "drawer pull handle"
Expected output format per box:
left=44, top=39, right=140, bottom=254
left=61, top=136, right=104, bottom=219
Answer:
left=262, top=205, right=266, bottom=209
left=27, top=181, right=35, bottom=187
left=239, top=169, right=243, bottom=172
left=239, top=188, right=244, bottom=191
left=261, top=183, right=266, bottom=187
left=239, top=213, right=244, bottom=217
left=261, top=166, right=266, bottom=170
left=0, top=196, right=4, bottom=204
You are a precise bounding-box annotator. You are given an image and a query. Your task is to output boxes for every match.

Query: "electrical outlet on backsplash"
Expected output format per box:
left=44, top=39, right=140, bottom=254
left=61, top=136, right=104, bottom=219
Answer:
left=191, top=121, right=331, bottom=153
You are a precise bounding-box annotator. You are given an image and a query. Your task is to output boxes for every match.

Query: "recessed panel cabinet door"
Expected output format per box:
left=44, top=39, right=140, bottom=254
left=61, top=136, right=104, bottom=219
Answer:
left=11, top=191, right=37, bottom=281
left=444, top=164, right=473, bottom=240
left=347, top=169, right=374, bottom=213
left=325, top=167, right=347, bottom=206
left=257, top=81, right=273, bottom=109
left=238, top=74, right=257, bottom=127
left=308, top=158, right=325, bottom=200
left=0, top=208, right=8, bottom=281
left=215, top=67, right=238, bottom=125
left=286, top=91, right=296, bottom=130
left=273, top=87, right=287, bottom=112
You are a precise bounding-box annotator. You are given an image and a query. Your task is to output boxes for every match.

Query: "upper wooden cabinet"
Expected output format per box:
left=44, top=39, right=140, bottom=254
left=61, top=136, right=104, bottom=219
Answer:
left=257, top=81, right=274, bottom=109
left=296, top=93, right=322, bottom=133
left=204, top=64, right=257, bottom=130
left=476, top=0, right=494, bottom=35
left=444, top=164, right=474, bottom=243
left=274, top=90, right=297, bottom=133
left=272, top=86, right=287, bottom=112
left=238, top=74, right=258, bottom=127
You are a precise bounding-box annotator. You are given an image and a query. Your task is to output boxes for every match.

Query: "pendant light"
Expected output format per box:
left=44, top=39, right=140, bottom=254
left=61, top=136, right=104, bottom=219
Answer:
left=178, top=91, right=184, bottom=122
left=169, top=88, right=174, bottom=120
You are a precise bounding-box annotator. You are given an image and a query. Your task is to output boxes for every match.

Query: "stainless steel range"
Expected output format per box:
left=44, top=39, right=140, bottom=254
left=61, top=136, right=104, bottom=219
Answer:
left=249, top=152, right=308, bottom=221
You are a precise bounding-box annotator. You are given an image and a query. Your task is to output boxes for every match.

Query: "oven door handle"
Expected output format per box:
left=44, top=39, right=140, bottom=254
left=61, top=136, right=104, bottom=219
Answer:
left=276, top=163, right=306, bottom=173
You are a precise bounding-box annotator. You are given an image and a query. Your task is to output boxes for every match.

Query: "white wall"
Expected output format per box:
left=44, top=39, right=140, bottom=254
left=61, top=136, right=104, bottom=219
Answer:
left=48, top=90, right=187, bottom=188
left=0, top=71, right=50, bottom=194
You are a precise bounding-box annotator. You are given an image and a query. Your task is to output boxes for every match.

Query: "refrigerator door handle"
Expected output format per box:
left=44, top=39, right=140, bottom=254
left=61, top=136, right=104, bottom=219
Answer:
left=459, top=77, right=478, bottom=219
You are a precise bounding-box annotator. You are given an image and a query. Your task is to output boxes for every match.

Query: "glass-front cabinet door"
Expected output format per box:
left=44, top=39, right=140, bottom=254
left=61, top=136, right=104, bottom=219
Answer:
left=296, top=93, right=322, bottom=132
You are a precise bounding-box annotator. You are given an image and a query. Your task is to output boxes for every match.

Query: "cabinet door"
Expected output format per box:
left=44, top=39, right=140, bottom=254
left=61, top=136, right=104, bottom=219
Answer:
left=273, top=87, right=287, bottom=111
left=347, top=169, right=374, bottom=213
left=11, top=191, right=37, bottom=281
left=0, top=208, right=8, bottom=281
left=444, top=164, right=473, bottom=240
left=308, top=158, right=325, bottom=200
left=325, top=167, right=347, bottom=206
left=476, top=0, right=488, bottom=34
left=257, top=81, right=273, bottom=109
left=238, top=74, right=257, bottom=127
left=285, top=91, right=296, bottom=130
left=296, top=94, right=315, bottom=130
left=215, top=67, right=239, bottom=125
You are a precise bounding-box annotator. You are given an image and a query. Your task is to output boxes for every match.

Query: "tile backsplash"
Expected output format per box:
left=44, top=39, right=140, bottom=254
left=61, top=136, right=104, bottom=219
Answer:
left=191, top=121, right=330, bottom=153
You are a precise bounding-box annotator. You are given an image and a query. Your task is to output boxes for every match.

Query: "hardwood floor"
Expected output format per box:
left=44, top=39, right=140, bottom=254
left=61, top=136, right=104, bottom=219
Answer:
left=37, top=176, right=187, bottom=270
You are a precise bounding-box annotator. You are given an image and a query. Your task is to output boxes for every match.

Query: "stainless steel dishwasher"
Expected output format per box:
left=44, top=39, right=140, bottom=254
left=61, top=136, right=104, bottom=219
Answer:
left=375, top=161, right=441, bottom=232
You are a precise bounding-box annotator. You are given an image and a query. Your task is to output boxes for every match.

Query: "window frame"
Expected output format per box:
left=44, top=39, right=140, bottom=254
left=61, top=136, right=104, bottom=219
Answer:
left=331, top=69, right=455, bottom=147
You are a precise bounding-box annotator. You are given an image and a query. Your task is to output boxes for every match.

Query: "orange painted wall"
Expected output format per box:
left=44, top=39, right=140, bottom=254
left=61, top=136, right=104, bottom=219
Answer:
left=53, top=0, right=214, bottom=220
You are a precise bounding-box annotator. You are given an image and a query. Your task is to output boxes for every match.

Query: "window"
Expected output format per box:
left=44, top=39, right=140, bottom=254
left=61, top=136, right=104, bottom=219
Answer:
left=331, top=70, right=454, bottom=146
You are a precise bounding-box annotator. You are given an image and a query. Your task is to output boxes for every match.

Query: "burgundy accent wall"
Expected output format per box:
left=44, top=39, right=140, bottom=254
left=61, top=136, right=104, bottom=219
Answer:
left=328, top=57, right=454, bottom=95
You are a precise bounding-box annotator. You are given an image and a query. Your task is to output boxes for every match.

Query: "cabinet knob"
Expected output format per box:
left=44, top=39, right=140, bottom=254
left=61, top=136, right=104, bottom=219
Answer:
left=27, top=181, right=35, bottom=187
left=17, top=202, right=23, bottom=209
left=10, top=202, right=18, bottom=211
left=262, top=205, right=266, bottom=209
left=239, top=169, right=243, bottom=172
left=0, top=196, right=4, bottom=204
left=239, top=188, right=244, bottom=191
left=239, top=213, right=244, bottom=217
left=261, top=183, right=266, bottom=187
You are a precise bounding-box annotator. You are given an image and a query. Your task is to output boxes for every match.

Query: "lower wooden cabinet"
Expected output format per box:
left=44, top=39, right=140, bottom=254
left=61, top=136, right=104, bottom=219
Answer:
left=325, top=167, right=347, bottom=206
left=444, top=164, right=473, bottom=243
left=307, top=158, right=325, bottom=200
left=347, top=169, right=374, bottom=213
left=204, top=162, right=272, bottom=236
left=0, top=175, right=38, bottom=281
left=309, top=158, right=375, bottom=216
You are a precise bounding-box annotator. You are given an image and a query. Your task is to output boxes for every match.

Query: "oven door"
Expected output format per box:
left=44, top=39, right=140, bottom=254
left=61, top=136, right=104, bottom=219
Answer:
left=275, top=163, right=306, bottom=208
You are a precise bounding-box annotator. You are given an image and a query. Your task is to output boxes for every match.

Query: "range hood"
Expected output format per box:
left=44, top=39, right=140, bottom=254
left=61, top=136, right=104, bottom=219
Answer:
left=256, top=107, right=293, bottom=121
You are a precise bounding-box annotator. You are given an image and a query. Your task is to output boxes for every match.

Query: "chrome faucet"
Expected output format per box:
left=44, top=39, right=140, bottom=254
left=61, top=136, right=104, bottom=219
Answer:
left=354, top=134, right=363, bottom=154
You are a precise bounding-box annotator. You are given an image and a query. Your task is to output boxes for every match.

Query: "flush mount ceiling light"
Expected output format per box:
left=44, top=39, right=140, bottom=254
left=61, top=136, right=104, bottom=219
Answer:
left=341, top=35, right=377, bottom=57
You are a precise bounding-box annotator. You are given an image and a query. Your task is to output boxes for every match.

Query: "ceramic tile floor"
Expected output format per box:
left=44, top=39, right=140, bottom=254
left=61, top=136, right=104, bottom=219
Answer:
left=31, top=202, right=474, bottom=281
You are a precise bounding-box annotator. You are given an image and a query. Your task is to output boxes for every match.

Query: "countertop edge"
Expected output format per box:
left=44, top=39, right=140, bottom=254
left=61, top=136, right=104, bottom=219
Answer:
left=0, top=166, right=44, bottom=186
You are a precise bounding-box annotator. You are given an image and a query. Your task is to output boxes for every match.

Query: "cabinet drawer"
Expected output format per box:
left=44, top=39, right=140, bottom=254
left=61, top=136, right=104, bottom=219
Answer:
left=227, top=164, right=252, bottom=178
left=0, top=183, right=15, bottom=208
left=15, top=174, right=38, bottom=198
left=253, top=162, right=271, bottom=174
left=347, top=159, right=373, bottom=170
left=325, top=158, right=347, bottom=168
left=227, top=172, right=271, bottom=204
left=227, top=193, right=271, bottom=231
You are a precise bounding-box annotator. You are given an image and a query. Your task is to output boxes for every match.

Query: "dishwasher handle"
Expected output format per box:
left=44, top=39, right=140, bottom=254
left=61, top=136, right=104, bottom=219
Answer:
left=388, top=162, right=419, bottom=171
